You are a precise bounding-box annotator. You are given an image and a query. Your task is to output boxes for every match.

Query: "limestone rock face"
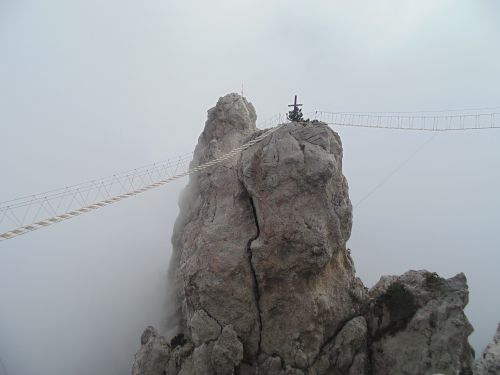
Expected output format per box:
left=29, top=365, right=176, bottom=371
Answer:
left=475, top=324, right=500, bottom=375
left=211, top=325, right=244, bottom=374
left=368, top=270, right=474, bottom=375
left=168, top=93, right=261, bottom=362
left=238, top=120, right=365, bottom=369
left=132, top=327, right=170, bottom=375
left=309, top=316, right=368, bottom=375
left=131, top=94, right=477, bottom=375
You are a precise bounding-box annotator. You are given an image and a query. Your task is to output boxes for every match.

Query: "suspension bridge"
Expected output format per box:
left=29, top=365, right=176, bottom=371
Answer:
left=1, top=107, right=499, bottom=243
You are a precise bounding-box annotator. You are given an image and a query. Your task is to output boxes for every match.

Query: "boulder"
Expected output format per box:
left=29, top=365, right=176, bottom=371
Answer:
left=368, top=270, right=474, bottom=375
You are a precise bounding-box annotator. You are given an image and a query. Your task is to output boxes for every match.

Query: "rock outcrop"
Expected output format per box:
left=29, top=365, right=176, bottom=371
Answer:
left=132, top=93, right=478, bottom=375
left=475, top=324, right=500, bottom=375
left=368, top=270, right=474, bottom=375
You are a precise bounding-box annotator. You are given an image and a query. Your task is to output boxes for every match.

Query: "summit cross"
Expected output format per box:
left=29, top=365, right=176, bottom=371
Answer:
left=288, top=95, right=303, bottom=112
left=287, top=95, right=304, bottom=122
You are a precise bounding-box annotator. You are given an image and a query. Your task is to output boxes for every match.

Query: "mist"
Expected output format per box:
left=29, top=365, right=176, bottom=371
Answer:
left=0, top=1, right=499, bottom=374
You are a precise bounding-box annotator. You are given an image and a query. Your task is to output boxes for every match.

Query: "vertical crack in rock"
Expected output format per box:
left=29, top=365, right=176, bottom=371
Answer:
left=246, top=193, right=263, bottom=357
left=366, top=321, right=375, bottom=375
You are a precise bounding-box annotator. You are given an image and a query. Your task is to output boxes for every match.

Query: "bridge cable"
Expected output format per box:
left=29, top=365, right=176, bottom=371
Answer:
left=355, top=133, right=438, bottom=208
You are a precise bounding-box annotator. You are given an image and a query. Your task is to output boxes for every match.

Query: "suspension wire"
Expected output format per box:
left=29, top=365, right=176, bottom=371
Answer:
left=0, top=118, right=285, bottom=242
left=354, top=133, right=438, bottom=208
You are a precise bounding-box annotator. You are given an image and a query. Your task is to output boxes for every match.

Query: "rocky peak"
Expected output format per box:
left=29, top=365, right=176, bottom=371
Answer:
left=195, top=93, right=257, bottom=164
left=132, top=94, right=480, bottom=375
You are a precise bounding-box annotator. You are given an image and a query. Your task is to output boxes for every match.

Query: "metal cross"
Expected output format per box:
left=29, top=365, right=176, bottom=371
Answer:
left=287, top=95, right=304, bottom=122
left=288, top=95, right=302, bottom=112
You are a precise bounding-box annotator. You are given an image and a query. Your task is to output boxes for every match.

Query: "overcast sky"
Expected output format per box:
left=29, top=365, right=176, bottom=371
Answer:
left=0, top=1, right=499, bottom=374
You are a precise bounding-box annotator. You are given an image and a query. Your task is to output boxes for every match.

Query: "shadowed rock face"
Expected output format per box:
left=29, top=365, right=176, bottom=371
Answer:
left=132, top=93, right=478, bottom=375
left=368, top=271, right=474, bottom=375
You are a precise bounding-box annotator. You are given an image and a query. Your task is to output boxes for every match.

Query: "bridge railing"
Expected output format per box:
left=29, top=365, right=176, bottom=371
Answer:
left=313, top=109, right=500, bottom=131
left=0, top=114, right=285, bottom=241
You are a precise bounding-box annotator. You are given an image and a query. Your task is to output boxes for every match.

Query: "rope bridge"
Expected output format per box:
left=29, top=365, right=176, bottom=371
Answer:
left=1, top=108, right=499, bottom=242
left=313, top=108, right=500, bottom=131
left=0, top=115, right=284, bottom=242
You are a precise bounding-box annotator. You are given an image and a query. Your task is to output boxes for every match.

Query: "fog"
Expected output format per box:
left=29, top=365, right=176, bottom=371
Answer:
left=0, top=1, right=499, bottom=374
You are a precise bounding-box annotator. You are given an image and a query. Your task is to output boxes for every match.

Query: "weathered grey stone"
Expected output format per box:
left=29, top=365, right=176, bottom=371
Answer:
left=260, top=356, right=283, bottom=375
left=168, top=93, right=261, bottom=361
left=163, top=93, right=364, bottom=372
left=189, top=309, right=221, bottom=346
left=131, top=94, right=477, bottom=375
left=475, top=323, right=500, bottom=375
left=368, top=270, right=474, bottom=375
left=238, top=363, right=256, bottom=375
left=192, top=343, right=215, bottom=375
left=282, top=366, right=304, bottom=375
left=132, top=327, right=170, bottom=375
left=211, top=325, right=244, bottom=375
left=163, top=336, right=195, bottom=375
left=309, top=316, right=368, bottom=375
left=239, top=122, right=365, bottom=369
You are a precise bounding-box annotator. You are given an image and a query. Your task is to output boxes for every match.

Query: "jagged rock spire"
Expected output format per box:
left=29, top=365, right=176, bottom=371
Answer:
left=132, top=94, right=476, bottom=375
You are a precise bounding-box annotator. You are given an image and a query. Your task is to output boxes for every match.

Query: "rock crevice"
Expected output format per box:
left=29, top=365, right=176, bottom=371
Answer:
left=244, top=191, right=263, bottom=358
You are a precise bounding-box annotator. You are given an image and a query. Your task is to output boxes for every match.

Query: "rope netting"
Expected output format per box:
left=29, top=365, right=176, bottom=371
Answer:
left=0, top=114, right=285, bottom=242
left=2, top=107, right=499, bottom=242
left=313, top=108, right=500, bottom=131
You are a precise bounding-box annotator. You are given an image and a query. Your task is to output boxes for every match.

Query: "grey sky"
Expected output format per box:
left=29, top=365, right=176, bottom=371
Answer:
left=0, top=1, right=499, bottom=374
